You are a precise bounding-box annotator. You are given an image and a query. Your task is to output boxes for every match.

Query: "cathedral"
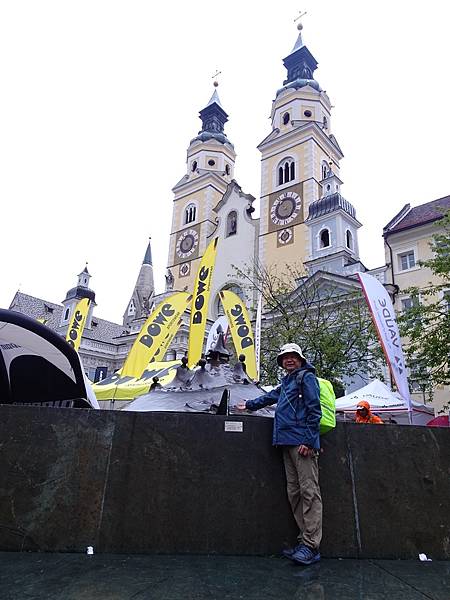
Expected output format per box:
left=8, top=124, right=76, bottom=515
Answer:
left=9, top=22, right=386, bottom=382
left=153, top=19, right=389, bottom=394
left=162, top=20, right=373, bottom=322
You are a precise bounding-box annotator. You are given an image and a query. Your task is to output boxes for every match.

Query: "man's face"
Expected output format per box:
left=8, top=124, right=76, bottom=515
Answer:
left=357, top=407, right=368, bottom=417
left=281, top=352, right=302, bottom=373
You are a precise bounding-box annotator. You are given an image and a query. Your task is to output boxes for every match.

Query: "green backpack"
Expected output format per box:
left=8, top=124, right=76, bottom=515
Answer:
left=297, top=372, right=336, bottom=435
left=317, top=377, right=336, bottom=435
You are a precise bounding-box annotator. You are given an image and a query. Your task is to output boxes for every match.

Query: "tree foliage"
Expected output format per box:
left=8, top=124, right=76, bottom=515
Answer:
left=399, top=209, right=450, bottom=395
left=234, top=262, right=385, bottom=391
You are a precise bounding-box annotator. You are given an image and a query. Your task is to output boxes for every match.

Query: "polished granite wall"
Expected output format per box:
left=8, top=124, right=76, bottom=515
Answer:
left=0, top=405, right=448, bottom=558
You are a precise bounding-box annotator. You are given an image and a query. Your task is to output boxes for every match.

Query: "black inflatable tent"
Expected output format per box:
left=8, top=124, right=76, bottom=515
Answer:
left=0, top=309, right=92, bottom=408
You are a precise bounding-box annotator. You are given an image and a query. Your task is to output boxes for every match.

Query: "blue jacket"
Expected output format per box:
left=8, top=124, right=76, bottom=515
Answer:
left=245, top=363, right=321, bottom=449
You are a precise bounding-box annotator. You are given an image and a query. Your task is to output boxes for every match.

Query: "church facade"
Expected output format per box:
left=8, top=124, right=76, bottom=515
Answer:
left=164, top=22, right=372, bottom=320
left=9, top=23, right=387, bottom=387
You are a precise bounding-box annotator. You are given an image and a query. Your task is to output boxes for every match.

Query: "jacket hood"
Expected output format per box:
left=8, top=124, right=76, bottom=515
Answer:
left=302, top=361, right=316, bottom=374
left=357, top=400, right=372, bottom=414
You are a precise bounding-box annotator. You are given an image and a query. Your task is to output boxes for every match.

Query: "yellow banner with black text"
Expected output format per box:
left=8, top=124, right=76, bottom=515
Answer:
left=65, top=298, right=90, bottom=352
left=187, top=237, right=219, bottom=368
left=219, top=290, right=257, bottom=380
left=121, top=292, right=191, bottom=379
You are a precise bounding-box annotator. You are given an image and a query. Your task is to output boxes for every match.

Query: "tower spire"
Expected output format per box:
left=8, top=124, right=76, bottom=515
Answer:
left=292, top=10, right=307, bottom=52
left=281, top=15, right=321, bottom=91
left=191, top=78, right=233, bottom=146
left=143, top=237, right=153, bottom=266
left=123, top=237, right=155, bottom=327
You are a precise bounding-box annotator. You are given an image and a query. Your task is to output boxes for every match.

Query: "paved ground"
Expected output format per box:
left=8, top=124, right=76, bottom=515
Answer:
left=0, top=552, right=449, bottom=599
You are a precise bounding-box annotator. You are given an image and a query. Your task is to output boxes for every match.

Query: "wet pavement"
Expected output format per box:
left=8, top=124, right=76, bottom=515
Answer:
left=0, top=552, right=449, bottom=599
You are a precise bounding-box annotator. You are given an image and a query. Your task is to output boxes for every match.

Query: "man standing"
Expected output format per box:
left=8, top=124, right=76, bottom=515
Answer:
left=237, top=343, right=322, bottom=565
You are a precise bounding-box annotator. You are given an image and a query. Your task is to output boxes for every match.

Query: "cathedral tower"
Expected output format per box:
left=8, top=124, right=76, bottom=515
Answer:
left=304, top=163, right=362, bottom=275
left=166, top=84, right=236, bottom=294
left=258, top=21, right=344, bottom=275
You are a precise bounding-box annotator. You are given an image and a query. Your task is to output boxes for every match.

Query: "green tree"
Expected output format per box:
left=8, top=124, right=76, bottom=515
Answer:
left=399, top=209, right=450, bottom=400
left=234, top=262, right=385, bottom=390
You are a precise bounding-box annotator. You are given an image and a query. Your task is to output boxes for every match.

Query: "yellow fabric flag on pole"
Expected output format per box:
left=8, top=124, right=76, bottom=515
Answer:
left=150, top=318, right=183, bottom=364
left=65, top=298, right=90, bottom=352
left=219, top=290, right=257, bottom=380
left=187, top=237, right=219, bottom=368
left=121, top=292, right=191, bottom=378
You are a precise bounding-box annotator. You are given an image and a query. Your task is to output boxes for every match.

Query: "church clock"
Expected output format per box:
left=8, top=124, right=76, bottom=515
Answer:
left=176, top=229, right=199, bottom=259
left=270, top=191, right=302, bottom=226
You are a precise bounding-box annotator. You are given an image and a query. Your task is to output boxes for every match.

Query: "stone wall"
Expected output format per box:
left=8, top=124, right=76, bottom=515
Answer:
left=0, top=405, right=448, bottom=559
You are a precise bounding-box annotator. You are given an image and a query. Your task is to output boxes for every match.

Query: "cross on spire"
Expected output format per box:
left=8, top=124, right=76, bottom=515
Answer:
left=212, top=69, right=222, bottom=87
left=294, top=9, right=307, bottom=25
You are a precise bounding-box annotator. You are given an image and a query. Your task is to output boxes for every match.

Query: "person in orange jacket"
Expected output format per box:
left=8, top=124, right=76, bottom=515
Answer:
left=355, top=400, right=384, bottom=424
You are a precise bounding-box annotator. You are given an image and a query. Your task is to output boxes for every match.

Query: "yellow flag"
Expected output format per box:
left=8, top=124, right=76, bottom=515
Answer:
left=187, top=237, right=219, bottom=368
left=121, top=292, right=191, bottom=378
left=219, top=290, right=257, bottom=380
left=150, top=318, right=183, bottom=363
left=66, top=298, right=90, bottom=351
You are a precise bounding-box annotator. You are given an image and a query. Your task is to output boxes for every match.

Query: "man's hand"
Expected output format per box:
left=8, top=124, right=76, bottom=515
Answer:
left=236, top=403, right=247, bottom=411
left=298, top=444, right=313, bottom=457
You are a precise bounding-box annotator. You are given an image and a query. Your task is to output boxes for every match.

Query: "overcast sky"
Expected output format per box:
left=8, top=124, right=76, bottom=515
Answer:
left=1, top=1, right=449, bottom=323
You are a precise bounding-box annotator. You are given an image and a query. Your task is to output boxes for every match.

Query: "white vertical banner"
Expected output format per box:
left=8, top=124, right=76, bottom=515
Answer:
left=205, top=315, right=229, bottom=354
left=254, top=293, right=263, bottom=380
left=357, top=272, right=412, bottom=413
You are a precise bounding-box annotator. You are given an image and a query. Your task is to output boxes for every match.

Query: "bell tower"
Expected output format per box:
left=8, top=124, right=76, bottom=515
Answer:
left=166, top=82, right=236, bottom=293
left=258, top=20, right=344, bottom=275
left=304, top=163, right=362, bottom=275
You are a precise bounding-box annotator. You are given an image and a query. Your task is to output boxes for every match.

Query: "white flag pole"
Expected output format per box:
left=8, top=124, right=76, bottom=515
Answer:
left=255, top=293, right=263, bottom=381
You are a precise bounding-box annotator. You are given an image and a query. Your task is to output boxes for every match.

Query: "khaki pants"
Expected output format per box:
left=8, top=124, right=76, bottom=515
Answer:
left=282, top=446, right=322, bottom=550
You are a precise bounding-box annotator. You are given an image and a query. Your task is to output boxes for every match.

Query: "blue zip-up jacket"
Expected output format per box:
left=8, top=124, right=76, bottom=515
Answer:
left=245, top=362, right=321, bottom=449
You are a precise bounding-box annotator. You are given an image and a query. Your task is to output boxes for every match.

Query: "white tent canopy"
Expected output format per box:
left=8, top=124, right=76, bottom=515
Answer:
left=0, top=309, right=95, bottom=409
left=336, top=379, right=434, bottom=425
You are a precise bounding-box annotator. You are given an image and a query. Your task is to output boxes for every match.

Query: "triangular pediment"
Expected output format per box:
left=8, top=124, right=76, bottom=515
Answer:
left=328, top=134, right=344, bottom=156
left=289, top=270, right=362, bottom=303
left=257, top=128, right=280, bottom=149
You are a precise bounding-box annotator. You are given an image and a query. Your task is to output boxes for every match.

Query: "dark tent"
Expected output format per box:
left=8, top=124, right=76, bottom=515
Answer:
left=0, top=309, right=93, bottom=408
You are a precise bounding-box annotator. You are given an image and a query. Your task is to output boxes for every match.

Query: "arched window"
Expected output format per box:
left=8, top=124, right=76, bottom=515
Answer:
left=226, top=211, right=237, bottom=237
left=283, top=112, right=290, bottom=125
left=184, top=203, right=196, bottom=224
left=278, top=166, right=283, bottom=185
left=191, top=160, right=197, bottom=172
left=321, top=161, right=329, bottom=181
left=323, top=116, right=328, bottom=129
left=278, top=158, right=295, bottom=186
left=64, top=308, right=70, bottom=321
left=346, top=230, right=353, bottom=250
left=320, top=228, right=330, bottom=248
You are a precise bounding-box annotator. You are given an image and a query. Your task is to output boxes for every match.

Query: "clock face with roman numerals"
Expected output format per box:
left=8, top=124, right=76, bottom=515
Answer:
left=176, top=229, right=199, bottom=259
left=270, top=191, right=302, bottom=226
